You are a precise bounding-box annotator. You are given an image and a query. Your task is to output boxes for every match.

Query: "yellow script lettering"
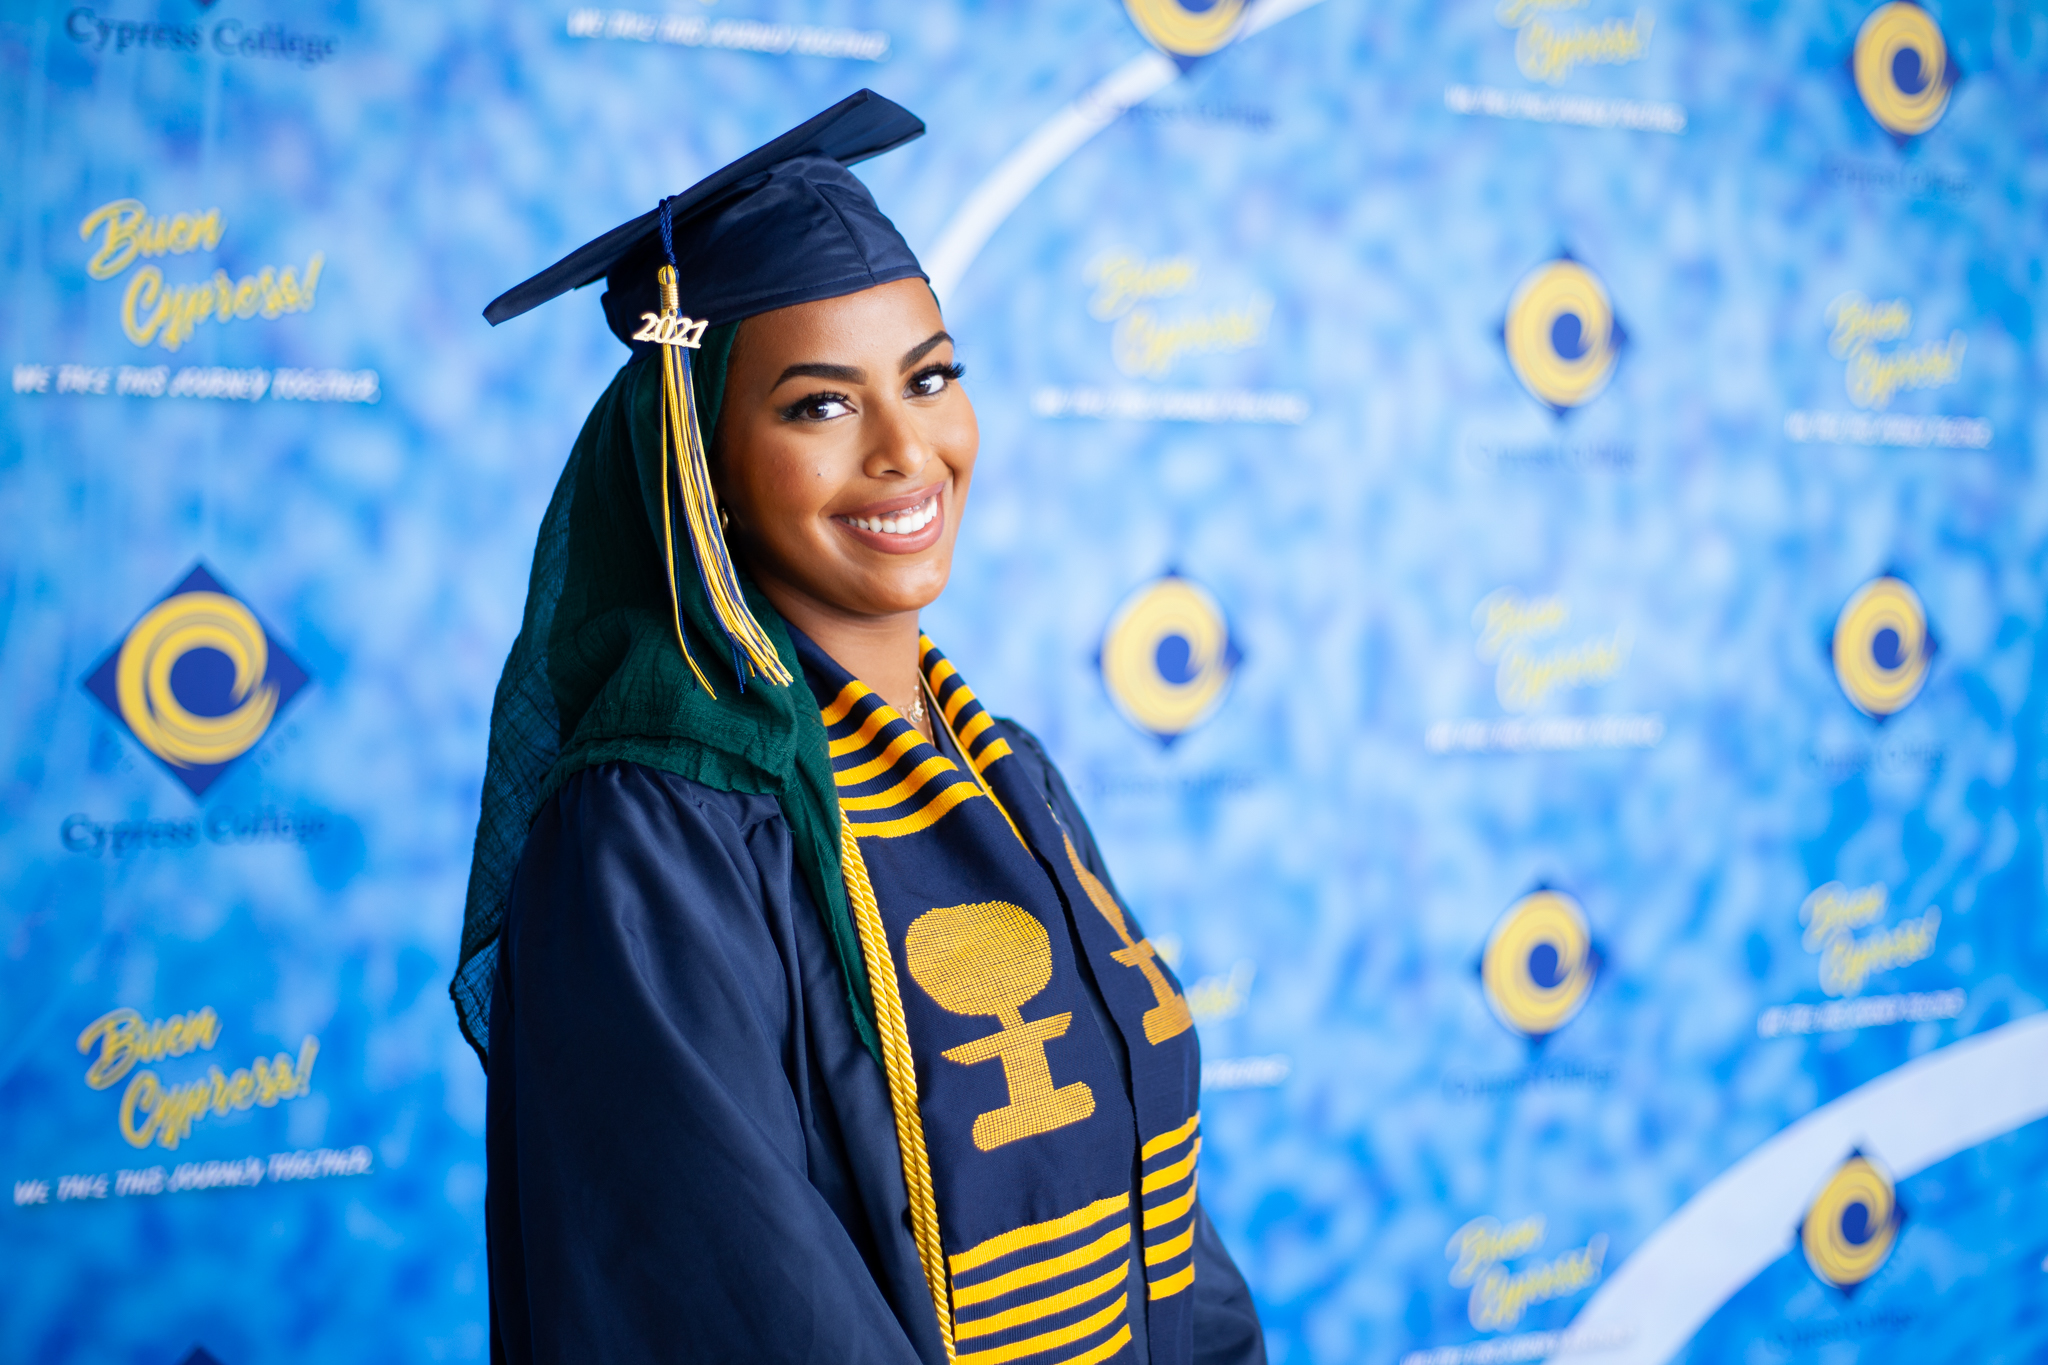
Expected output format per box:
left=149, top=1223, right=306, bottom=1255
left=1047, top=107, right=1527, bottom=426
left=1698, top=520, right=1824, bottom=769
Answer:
left=1112, top=295, right=1271, bottom=378
left=1495, top=628, right=1632, bottom=712
left=1799, top=882, right=1887, bottom=952
left=79, top=1006, right=222, bottom=1089
left=119, top=1072, right=161, bottom=1147
left=1087, top=251, right=1200, bottom=321
left=1473, top=590, right=1570, bottom=662
left=80, top=199, right=225, bottom=281
left=1826, top=293, right=1912, bottom=359
left=1468, top=1235, right=1607, bottom=1331
left=1446, top=1215, right=1546, bottom=1287
left=1821, top=909, right=1941, bottom=997
left=119, top=254, right=325, bottom=352
left=122, top=267, right=169, bottom=346
left=1847, top=332, right=1966, bottom=410
left=1516, top=10, right=1653, bottom=84
left=111, top=1035, right=320, bottom=1149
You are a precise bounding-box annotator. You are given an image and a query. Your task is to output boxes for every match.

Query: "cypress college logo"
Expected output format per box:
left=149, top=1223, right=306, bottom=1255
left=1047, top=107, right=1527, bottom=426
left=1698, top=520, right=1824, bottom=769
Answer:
left=1502, top=257, right=1626, bottom=413
left=1099, top=574, right=1241, bottom=745
left=1481, top=889, right=1601, bottom=1039
left=1853, top=2, right=1956, bottom=140
left=1123, top=0, right=1245, bottom=58
left=83, top=563, right=309, bottom=796
left=1831, top=576, right=1935, bottom=719
left=1801, top=1151, right=1904, bottom=1291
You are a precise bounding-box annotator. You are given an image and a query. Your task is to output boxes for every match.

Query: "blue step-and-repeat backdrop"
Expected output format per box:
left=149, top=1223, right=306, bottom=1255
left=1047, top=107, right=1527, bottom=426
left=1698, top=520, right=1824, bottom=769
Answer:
left=3, top=0, right=2045, bottom=1361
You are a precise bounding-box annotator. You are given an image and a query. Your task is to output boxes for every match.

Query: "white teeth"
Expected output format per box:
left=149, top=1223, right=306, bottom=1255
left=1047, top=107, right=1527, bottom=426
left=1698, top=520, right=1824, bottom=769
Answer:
left=845, top=496, right=936, bottom=537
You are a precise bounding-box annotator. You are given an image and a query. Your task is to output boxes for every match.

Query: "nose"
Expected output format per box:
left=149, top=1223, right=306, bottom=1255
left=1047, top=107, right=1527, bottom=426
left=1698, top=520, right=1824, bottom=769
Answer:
left=861, top=391, right=933, bottom=482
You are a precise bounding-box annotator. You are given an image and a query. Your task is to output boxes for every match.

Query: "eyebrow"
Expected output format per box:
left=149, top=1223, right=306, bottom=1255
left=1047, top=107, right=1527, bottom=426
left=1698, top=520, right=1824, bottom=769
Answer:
left=774, top=362, right=865, bottom=387
left=770, top=332, right=954, bottom=390
left=900, top=331, right=952, bottom=371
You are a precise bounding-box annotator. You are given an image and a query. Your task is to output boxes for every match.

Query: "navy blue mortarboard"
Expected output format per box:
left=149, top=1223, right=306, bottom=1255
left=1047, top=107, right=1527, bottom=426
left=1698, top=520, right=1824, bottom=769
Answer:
left=483, top=88, right=927, bottom=346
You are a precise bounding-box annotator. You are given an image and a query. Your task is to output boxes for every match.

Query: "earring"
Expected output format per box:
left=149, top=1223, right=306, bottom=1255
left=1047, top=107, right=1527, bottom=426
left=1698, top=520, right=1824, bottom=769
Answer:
left=718, top=505, right=730, bottom=532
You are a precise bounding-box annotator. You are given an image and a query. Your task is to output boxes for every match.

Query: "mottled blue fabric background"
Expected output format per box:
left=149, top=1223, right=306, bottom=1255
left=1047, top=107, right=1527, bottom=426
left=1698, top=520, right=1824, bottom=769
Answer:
left=1, top=0, right=2043, bottom=1362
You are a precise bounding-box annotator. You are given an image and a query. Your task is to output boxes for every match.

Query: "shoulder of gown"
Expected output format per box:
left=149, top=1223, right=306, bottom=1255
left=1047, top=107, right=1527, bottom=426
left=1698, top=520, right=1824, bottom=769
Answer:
left=988, top=720, right=1269, bottom=1365
left=487, top=761, right=942, bottom=1365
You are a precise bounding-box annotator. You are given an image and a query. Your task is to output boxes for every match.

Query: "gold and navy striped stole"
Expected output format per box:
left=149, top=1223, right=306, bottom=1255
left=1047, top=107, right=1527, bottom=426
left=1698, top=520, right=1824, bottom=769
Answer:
left=949, top=1192, right=1136, bottom=1365
left=819, top=636, right=1019, bottom=842
left=1138, top=1115, right=1201, bottom=1301
left=823, top=681, right=984, bottom=843
left=805, top=630, right=1201, bottom=1363
left=920, top=634, right=1013, bottom=781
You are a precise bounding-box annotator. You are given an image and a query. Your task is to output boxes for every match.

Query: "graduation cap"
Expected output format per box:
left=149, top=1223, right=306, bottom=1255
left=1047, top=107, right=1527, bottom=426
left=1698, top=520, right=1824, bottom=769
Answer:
left=483, top=88, right=927, bottom=344
left=482, top=90, right=929, bottom=697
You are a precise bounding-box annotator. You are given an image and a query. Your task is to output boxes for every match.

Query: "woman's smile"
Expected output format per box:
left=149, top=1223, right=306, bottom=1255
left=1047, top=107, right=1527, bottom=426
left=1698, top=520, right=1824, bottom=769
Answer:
left=832, top=486, right=944, bottom=552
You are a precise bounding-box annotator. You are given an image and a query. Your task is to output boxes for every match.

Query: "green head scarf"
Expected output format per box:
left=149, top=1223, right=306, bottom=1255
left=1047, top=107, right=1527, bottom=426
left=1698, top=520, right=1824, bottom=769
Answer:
left=449, top=329, right=880, bottom=1068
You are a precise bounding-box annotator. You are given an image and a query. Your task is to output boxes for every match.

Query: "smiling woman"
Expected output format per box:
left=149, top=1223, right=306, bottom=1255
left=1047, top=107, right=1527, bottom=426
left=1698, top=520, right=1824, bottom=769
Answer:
left=455, top=92, right=1264, bottom=1365
left=716, top=279, right=977, bottom=738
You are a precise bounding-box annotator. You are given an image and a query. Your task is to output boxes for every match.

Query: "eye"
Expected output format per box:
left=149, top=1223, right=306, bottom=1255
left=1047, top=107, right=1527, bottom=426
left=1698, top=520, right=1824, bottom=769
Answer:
left=779, top=392, right=854, bottom=422
left=906, top=361, right=965, bottom=399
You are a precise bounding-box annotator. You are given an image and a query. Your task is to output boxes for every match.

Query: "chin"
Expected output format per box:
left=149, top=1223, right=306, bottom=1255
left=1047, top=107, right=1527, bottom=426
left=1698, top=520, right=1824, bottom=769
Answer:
left=855, top=566, right=950, bottom=616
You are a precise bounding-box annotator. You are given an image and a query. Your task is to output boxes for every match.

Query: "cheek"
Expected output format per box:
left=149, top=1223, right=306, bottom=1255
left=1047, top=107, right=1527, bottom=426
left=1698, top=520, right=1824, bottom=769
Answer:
left=736, top=440, right=834, bottom=535
left=937, top=402, right=981, bottom=481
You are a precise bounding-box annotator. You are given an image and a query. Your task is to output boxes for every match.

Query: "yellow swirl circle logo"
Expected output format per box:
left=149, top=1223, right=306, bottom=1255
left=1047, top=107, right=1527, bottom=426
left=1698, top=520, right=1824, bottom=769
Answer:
left=1503, top=259, right=1624, bottom=411
left=116, top=591, right=280, bottom=768
left=1854, top=3, right=1954, bottom=138
left=1801, top=1154, right=1903, bottom=1289
left=1832, top=576, right=1933, bottom=718
left=1123, top=0, right=1245, bottom=57
left=83, top=564, right=309, bottom=796
left=1481, top=890, right=1598, bottom=1038
left=1100, top=575, right=1239, bottom=742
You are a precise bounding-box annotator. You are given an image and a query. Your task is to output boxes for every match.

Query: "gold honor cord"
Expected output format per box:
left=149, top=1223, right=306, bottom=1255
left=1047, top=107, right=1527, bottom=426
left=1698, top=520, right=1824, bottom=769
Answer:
left=655, top=264, right=793, bottom=689
left=839, top=815, right=957, bottom=1360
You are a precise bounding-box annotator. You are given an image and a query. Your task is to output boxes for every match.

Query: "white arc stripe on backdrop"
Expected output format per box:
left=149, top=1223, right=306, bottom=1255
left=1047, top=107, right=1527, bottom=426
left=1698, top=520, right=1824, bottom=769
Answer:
left=1549, top=1012, right=2048, bottom=1364
left=923, top=0, right=1331, bottom=302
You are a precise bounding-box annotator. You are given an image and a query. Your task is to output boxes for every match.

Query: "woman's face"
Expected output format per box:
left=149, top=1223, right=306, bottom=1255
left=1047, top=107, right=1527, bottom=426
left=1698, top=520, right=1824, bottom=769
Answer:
left=714, top=277, right=977, bottom=626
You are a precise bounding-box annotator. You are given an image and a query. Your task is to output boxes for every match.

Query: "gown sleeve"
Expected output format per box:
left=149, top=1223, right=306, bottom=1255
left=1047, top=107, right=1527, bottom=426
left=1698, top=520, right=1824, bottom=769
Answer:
left=993, top=722, right=1270, bottom=1365
left=486, top=762, right=930, bottom=1365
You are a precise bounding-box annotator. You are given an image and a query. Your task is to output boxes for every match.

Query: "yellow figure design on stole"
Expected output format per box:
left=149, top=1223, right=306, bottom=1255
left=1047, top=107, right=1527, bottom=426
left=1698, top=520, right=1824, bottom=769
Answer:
left=906, top=901, right=1097, bottom=1151
left=1063, top=835, right=1192, bottom=1044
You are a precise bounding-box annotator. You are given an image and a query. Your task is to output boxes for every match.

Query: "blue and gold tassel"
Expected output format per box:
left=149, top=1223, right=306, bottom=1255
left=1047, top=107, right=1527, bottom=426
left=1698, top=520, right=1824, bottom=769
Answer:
left=653, top=251, right=794, bottom=694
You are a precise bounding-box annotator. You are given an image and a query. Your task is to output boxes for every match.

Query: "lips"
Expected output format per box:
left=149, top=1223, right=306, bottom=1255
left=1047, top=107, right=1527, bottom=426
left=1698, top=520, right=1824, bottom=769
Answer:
left=832, top=487, right=945, bottom=554
left=839, top=494, right=937, bottom=536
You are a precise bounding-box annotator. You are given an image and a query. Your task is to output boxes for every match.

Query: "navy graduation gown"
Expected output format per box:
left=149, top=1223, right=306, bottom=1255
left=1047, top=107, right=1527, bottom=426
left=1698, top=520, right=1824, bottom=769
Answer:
left=487, top=722, right=1266, bottom=1365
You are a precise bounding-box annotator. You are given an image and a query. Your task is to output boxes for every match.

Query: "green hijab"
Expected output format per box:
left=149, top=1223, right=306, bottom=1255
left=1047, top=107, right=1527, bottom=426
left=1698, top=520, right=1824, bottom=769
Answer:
left=450, top=330, right=879, bottom=1068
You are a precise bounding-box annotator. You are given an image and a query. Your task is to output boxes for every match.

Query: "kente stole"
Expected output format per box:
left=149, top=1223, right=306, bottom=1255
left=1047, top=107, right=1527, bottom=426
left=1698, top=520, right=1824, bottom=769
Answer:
left=797, top=633, right=1202, bottom=1365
